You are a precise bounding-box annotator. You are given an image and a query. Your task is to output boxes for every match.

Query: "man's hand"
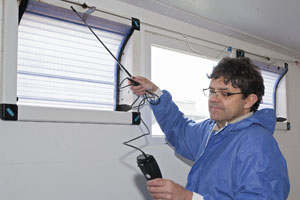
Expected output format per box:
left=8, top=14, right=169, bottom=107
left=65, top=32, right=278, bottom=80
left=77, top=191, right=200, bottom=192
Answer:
left=147, top=178, right=193, bottom=200
left=129, top=76, right=158, bottom=96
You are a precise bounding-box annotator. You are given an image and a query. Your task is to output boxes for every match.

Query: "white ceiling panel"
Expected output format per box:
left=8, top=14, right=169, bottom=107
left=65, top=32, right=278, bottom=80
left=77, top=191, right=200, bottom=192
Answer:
left=117, top=0, right=300, bottom=59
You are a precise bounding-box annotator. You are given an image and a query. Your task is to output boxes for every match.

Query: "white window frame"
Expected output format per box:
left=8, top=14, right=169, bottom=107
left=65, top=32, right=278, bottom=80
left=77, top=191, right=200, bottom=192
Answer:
left=0, top=0, right=139, bottom=124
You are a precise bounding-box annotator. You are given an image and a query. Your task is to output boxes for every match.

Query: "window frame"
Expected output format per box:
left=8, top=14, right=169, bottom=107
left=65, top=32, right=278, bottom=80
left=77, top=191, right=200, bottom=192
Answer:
left=140, top=26, right=289, bottom=136
left=141, top=27, right=232, bottom=138
left=245, top=54, right=289, bottom=130
left=0, top=0, right=139, bottom=124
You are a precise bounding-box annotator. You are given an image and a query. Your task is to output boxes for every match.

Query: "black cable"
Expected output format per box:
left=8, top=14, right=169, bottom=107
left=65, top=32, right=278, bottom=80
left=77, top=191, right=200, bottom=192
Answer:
left=71, top=6, right=158, bottom=157
left=118, top=77, right=161, bottom=109
left=122, top=91, right=161, bottom=157
left=71, top=6, right=133, bottom=78
left=119, top=77, right=136, bottom=89
left=130, top=95, right=141, bottom=108
left=130, top=92, right=160, bottom=109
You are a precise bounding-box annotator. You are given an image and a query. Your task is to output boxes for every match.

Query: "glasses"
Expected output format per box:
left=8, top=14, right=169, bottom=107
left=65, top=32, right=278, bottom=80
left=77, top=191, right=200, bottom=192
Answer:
left=203, top=88, right=243, bottom=98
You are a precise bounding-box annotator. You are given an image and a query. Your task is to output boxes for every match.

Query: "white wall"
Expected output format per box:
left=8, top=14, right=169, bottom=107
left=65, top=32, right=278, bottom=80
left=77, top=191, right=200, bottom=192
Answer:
left=275, top=63, right=300, bottom=200
left=0, top=0, right=299, bottom=199
left=0, top=120, right=191, bottom=200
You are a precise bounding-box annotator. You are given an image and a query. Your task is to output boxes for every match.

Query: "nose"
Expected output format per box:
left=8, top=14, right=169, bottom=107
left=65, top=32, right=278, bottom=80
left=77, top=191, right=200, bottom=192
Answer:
left=209, top=92, right=221, bottom=102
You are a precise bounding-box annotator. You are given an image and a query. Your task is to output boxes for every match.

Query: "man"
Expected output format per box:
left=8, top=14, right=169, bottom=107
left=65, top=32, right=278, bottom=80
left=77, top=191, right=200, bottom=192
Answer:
left=130, top=57, right=290, bottom=200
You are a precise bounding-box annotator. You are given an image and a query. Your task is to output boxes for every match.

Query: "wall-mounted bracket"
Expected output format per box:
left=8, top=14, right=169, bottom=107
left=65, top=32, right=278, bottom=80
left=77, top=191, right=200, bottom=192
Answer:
left=236, top=49, right=245, bottom=58
left=132, top=18, right=140, bottom=30
left=132, top=112, right=141, bottom=125
left=0, top=104, right=18, bottom=121
left=82, top=6, right=96, bottom=22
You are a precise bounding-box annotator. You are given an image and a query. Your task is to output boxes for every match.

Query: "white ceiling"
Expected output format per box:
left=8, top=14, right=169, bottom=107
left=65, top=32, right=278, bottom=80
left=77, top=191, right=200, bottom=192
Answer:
left=117, top=0, right=300, bottom=60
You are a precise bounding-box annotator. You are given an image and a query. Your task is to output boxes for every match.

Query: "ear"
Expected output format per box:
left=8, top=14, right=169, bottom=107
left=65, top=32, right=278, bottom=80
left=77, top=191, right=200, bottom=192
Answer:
left=244, top=94, right=258, bottom=110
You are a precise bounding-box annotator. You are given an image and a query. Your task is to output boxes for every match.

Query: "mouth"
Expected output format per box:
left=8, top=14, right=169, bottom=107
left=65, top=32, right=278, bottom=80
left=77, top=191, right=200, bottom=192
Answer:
left=209, top=104, right=223, bottom=109
left=209, top=106, right=224, bottom=111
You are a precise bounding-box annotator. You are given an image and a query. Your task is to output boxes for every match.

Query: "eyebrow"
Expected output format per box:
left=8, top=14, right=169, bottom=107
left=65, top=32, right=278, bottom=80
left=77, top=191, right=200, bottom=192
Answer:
left=208, top=87, right=229, bottom=91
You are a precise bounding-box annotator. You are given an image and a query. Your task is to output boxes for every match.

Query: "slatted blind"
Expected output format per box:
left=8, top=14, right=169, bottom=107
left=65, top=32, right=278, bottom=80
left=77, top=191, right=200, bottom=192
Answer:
left=260, top=70, right=280, bottom=109
left=17, top=1, right=131, bottom=110
left=253, top=60, right=287, bottom=110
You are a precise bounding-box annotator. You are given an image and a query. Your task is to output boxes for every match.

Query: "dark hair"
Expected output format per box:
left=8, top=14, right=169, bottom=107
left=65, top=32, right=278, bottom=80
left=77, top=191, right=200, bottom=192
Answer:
left=208, top=57, right=264, bottom=112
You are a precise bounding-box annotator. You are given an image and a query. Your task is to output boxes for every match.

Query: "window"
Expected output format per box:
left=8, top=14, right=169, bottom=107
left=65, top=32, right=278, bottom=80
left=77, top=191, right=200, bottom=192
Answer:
left=17, top=1, right=132, bottom=111
left=253, top=60, right=288, bottom=118
left=150, top=45, right=287, bottom=136
left=151, top=45, right=218, bottom=136
left=0, top=0, right=141, bottom=124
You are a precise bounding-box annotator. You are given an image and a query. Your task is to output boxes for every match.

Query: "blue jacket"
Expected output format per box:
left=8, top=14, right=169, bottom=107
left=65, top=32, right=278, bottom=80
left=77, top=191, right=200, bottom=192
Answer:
left=151, top=90, right=290, bottom=200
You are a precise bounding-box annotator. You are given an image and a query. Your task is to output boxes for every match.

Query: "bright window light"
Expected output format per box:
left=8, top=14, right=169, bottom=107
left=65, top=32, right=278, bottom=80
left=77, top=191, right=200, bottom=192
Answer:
left=151, top=45, right=218, bottom=136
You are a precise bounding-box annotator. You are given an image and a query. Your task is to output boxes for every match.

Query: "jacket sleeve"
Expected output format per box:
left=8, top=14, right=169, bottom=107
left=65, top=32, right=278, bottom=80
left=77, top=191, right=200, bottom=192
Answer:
left=232, top=128, right=290, bottom=200
left=151, top=90, right=211, bottom=161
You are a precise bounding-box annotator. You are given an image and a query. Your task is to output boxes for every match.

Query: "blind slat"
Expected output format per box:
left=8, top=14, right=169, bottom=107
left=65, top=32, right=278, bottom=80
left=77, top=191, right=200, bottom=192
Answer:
left=17, top=7, right=128, bottom=110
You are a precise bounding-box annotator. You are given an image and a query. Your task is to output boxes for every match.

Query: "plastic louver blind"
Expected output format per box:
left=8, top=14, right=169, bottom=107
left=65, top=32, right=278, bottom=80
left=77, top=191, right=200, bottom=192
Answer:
left=254, top=60, right=287, bottom=110
left=260, top=70, right=280, bottom=109
left=17, top=11, right=124, bottom=111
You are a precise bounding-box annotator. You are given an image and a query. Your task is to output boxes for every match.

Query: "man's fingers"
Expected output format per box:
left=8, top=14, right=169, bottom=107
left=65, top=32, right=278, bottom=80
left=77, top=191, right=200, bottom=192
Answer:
left=151, top=192, right=172, bottom=200
left=147, top=185, right=165, bottom=194
left=147, top=178, right=165, bottom=187
left=130, top=84, right=145, bottom=95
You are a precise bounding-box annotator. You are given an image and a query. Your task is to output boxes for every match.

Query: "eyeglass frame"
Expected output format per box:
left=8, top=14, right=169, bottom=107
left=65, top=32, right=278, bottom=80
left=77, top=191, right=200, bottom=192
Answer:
left=203, top=88, right=243, bottom=98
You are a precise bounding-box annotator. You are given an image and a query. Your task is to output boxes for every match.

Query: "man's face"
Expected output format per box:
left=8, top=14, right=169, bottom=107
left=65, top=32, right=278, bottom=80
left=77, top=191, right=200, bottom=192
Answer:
left=208, top=77, right=249, bottom=126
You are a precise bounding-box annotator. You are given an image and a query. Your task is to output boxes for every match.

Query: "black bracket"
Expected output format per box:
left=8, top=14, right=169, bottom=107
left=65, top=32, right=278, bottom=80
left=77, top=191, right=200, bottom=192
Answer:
left=132, top=112, right=141, bottom=125
left=132, top=18, right=140, bottom=31
left=284, top=63, right=288, bottom=70
left=0, top=104, right=18, bottom=121
left=287, top=122, right=291, bottom=131
left=236, top=49, right=245, bottom=58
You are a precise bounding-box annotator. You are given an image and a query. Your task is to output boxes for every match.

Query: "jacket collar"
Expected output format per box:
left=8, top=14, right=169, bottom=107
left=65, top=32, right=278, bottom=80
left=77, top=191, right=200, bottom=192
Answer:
left=212, top=109, right=276, bottom=135
left=213, top=112, right=253, bottom=132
